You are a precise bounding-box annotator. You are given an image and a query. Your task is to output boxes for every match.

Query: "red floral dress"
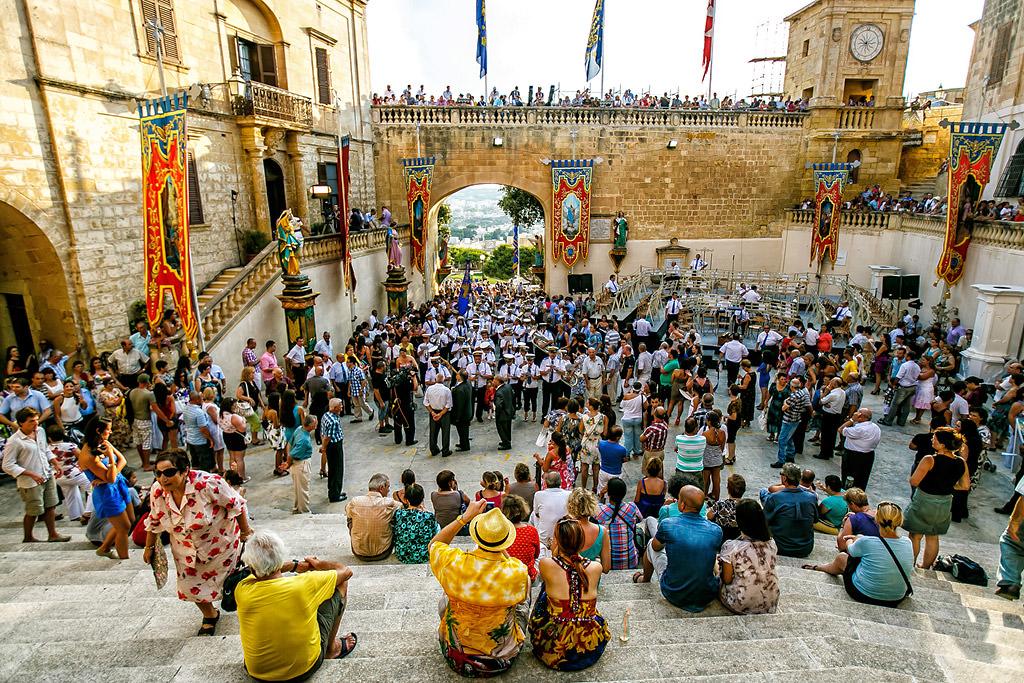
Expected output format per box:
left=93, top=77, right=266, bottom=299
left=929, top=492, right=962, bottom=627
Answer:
left=145, top=470, right=245, bottom=603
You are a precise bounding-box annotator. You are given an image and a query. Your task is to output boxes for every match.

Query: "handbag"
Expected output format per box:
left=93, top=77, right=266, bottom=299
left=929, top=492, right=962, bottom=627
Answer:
left=149, top=542, right=169, bottom=590
left=757, top=408, right=769, bottom=433
left=220, top=543, right=252, bottom=612
left=877, top=537, right=913, bottom=599
left=235, top=400, right=255, bottom=418
left=535, top=428, right=551, bottom=449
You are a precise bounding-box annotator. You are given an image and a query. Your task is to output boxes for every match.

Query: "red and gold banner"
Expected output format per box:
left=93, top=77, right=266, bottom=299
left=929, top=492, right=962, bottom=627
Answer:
left=936, top=122, right=1014, bottom=287
left=551, top=160, right=594, bottom=268
left=337, top=136, right=356, bottom=291
left=139, top=93, right=198, bottom=341
left=402, top=157, right=435, bottom=273
left=809, top=163, right=852, bottom=267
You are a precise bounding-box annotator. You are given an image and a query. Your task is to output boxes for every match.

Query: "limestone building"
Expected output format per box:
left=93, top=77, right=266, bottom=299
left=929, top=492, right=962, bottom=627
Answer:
left=0, top=0, right=374, bottom=356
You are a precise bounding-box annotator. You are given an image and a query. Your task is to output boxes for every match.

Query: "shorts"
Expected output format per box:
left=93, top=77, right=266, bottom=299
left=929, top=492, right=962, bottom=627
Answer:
left=674, top=469, right=704, bottom=490
left=20, top=476, right=59, bottom=517
left=133, top=419, right=153, bottom=450
left=645, top=536, right=668, bottom=581
left=597, top=468, right=620, bottom=494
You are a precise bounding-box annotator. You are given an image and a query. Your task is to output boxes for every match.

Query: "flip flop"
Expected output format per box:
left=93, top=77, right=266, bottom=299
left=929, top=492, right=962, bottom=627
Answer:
left=632, top=571, right=646, bottom=583
left=801, top=564, right=818, bottom=571
left=198, top=610, right=220, bottom=636
left=336, top=633, right=358, bottom=659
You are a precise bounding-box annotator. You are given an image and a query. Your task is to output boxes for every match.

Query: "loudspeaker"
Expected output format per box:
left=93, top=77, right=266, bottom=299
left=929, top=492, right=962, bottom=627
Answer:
left=567, top=274, right=593, bottom=294
left=881, top=275, right=902, bottom=300
left=900, top=274, right=920, bottom=300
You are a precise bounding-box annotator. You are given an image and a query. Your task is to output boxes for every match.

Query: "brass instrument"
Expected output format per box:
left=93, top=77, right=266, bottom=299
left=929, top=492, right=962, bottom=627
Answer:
left=531, top=331, right=553, bottom=353
left=561, top=359, right=580, bottom=387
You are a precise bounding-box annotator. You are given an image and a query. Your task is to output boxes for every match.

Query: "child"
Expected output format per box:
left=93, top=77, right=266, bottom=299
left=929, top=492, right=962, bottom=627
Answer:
left=223, top=469, right=253, bottom=521
left=393, top=468, right=416, bottom=506
left=813, top=474, right=847, bottom=535
left=484, top=380, right=496, bottom=420
left=265, top=392, right=288, bottom=477
left=476, top=470, right=505, bottom=507
left=46, top=425, right=91, bottom=523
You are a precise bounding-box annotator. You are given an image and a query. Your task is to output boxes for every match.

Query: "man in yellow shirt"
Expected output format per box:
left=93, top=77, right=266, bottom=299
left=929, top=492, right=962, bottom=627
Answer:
left=840, top=347, right=859, bottom=383
left=429, top=499, right=530, bottom=677
left=236, top=531, right=356, bottom=681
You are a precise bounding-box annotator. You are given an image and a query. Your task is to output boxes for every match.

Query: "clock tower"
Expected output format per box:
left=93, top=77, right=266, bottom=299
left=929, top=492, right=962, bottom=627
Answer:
left=784, top=0, right=916, bottom=192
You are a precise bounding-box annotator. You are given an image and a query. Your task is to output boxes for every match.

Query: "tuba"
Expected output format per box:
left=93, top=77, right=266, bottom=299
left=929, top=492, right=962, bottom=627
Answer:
left=531, top=331, right=553, bottom=354
left=561, top=359, right=580, bottom=387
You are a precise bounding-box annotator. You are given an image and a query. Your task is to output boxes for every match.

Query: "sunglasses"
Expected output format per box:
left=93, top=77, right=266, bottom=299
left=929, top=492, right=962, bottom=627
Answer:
left=155, top=468, right=180, bottom=478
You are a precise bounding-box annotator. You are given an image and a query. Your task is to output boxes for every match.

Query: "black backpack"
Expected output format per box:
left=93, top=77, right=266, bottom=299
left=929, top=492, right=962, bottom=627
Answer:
left=934, top=554, right=989, bottom=587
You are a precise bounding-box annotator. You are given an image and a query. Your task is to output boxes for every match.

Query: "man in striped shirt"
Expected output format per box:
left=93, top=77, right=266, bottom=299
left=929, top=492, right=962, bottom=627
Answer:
left=640, top=407, right=669, bottom=470
left=673, top=417, right=705, bottom=489
left=319, top=399, right=346, bottom=502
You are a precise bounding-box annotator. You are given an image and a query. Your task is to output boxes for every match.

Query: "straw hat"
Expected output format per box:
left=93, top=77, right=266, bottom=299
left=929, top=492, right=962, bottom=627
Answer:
left=469, top=508, right=516, bottom=552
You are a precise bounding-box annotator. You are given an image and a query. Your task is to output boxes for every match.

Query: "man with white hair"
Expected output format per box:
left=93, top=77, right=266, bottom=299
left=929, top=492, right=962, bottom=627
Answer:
left=529, top=471, right=571, bottom=547
left=236, top=530, right=357, bottom=680
left=320, top=398, right=346, bottom=502
left=345, top=473, right=400, bottom=560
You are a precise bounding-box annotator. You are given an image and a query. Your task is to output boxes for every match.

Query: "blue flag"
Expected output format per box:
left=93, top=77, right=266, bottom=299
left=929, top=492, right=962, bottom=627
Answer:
left=513, top=224, right=519, bottom=269
left=457, top=261, right=472, bottom=316
left=584, top=0, right=604, bottom=82
left=476, top=0, right=487, bottom=78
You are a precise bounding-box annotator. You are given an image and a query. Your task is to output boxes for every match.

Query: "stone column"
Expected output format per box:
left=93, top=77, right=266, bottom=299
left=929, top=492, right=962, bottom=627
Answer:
left=960, top=285, right=1024, bottom=379
left=239, top=126, right=271, bottom=236
left=285, top=132, right=309, bottom=227
left=868, top=265, right=901, bottom=298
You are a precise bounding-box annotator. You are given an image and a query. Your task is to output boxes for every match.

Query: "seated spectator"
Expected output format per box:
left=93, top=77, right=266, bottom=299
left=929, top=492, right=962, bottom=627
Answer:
left=813, top=475, right=848, bottom=535
left=657, top=472, right=692, bottom=522
left=634, top=485, right=723, bottom=613
left=719, top=499, right=780, bottom=614
left=707, top=473, right=746, bottom=541
left=531, top=471, right=571, bottom=547
left=760, top=463, right=818, bottom=558
left=392, top=468, right=416, bottom=506
left=566, top=488, right=610, bottom=572
left=633, top=457, right=666, bottom=519
left=508, top=462, right=538, bottom=511
left=236, top=530, right=357, bottom=681
left=393, top=483, right=439, bottom=564
left=345, top=473, right=400, bottom=561
left=596, top=477, right=643, bottom=569
left=502, top=493, right=540, bottom=581
left=803, top=501, right=914, bottom=607
left=837, top=487, right=878, bottom=551
left=431, top=469, right=471, bottom=534
left=429, top=499, right=531, bottom=677
left=530, top=516, right=611, bottom=671
left=476, top=470, right=505, bottom=507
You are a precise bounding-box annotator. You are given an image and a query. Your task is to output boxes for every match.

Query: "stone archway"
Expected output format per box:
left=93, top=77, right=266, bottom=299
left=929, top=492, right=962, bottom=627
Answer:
left=0, top=201, right=77, bottom=358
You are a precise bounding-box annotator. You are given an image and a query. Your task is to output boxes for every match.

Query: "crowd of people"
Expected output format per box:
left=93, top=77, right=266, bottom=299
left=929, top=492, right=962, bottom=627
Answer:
left=3, top=277, right=1024, bottom=679
left=800, top=180, right=1024, bottom=223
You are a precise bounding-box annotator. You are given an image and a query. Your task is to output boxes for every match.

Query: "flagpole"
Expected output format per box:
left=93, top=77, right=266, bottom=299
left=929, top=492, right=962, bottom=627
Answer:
left=600, top=0, right=605, bottom=101
left=706, top=3, right=715, bottom=103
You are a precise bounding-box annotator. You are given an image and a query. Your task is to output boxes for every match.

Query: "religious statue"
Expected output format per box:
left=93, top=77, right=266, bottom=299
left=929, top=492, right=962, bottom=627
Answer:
left=386, top=224, right=403, bottom=270
left=275, top=209, right=305, bottom=277
left=532, top=234, right=544, bottom=267
left=613, top=211, right=629, bottom=249
left=438, top=233, right=450, bottom=269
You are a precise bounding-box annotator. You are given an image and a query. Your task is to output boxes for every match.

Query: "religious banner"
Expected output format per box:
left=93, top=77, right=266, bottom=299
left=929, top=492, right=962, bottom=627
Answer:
left=551, top=159, right=594, bottom=268
left=337, top=136, right=356, bottom=291
left=936, top=121, right=1015, bottom=287
left=402, top=157, right=435, bottom=274
left=139, top=93, right=198, bottom=341
left=809, top=162, right=852, bottom=267
left=513, top=223, right=519, bottom=270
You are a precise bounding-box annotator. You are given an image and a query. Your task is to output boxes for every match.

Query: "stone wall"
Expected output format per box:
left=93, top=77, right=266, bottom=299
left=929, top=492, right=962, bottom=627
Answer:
left=899, top=107, right=961, bottom=192
left=962, top=0, right=1023, bottom=121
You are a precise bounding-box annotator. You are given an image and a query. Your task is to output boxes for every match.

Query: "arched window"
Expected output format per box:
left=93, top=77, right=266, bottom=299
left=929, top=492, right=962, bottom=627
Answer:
left=847, top=149, right=861, bottom=185
left=995, top=138, right=1024, bottom=198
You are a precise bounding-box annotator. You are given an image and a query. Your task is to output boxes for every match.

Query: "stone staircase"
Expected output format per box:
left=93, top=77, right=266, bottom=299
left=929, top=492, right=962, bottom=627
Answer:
left=902, top=176, right=942, bottom=199
left=0, top=512, right=1021, bottom=682
left=196, top=267, right=246, bottom=313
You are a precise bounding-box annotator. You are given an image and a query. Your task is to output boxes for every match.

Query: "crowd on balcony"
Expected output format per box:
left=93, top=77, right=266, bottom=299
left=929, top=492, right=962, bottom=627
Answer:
left=799, top=185, right=1024, bottom=222
left=373, top=84, right=810, bottom=112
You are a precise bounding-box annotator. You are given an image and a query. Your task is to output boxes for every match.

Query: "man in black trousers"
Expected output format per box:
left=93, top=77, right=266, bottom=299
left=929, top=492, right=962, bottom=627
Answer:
left=452, top=370, right=473, bottom=452
left=494, top=375, right=514, bottom=450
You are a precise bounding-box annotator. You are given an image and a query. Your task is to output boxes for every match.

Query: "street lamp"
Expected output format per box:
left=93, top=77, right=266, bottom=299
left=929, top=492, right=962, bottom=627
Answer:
left=227, top=69, right=246, bottom=114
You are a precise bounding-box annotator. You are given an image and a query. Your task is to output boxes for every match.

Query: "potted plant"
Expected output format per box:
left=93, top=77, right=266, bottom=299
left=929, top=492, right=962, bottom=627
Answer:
left=240, top=229, right=271, bottom=263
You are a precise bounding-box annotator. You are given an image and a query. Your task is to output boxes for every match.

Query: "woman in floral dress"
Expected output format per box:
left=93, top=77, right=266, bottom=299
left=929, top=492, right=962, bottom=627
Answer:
left=578, top=398, right=605, bottom=493
left=142, top=452, right=252, bottom=636
left=718, top=499, right=779, bottom=615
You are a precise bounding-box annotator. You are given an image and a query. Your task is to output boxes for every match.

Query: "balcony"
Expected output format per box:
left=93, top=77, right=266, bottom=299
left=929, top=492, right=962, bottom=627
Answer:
left=232, top=81, right=313, bottom=130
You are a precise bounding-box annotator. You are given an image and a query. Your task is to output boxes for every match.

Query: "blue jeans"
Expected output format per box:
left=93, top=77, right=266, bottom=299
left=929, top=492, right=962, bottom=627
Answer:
left=997, top=529, right=1024, bottom=588
left=777, top=421, right=799, bottom=464
left=622, top=417, right=643, bottom=456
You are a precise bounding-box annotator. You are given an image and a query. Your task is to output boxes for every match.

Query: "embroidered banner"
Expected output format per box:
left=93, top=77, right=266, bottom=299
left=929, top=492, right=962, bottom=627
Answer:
left=936, top=122, right=1014, bottom=287
left=584, top=0, right=604, bottom=82
left=402, top=157, right=435, bottom=273
left=139, top=93, right=198, bottom=341
left=337, top=136, right=356, bottom=291
left=809, top=163, right=852, bottom=267
left=551, top=160, right=594, bottom=268
left=513, top=223, right=519, bottom=270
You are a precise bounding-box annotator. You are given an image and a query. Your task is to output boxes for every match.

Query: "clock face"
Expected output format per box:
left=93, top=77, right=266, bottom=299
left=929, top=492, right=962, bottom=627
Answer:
left=850, top=24, right=884, bottom=62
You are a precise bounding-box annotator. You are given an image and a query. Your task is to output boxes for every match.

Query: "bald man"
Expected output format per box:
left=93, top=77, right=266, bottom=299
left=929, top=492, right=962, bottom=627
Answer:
left=635, top=484, right=723, bottom=612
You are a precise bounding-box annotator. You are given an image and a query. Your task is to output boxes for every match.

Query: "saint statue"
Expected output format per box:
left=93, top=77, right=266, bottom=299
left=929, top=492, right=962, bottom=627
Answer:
left=438, top=233, right=450, bottom=269
left=386, top=224, right=403, bottom=270
left=532, top=235, right=544, bottom=267
left=613, top=211, right=629, bottom=249
left=275, top=209, right=305, bottom=277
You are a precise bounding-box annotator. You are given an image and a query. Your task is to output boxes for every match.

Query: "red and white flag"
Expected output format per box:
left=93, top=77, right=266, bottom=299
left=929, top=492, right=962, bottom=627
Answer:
left=702, top=0, right=715, bottom=81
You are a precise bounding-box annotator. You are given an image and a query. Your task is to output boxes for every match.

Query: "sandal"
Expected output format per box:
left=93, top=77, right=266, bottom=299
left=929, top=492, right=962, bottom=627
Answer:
left=801, top=564, right=818, bottom=571
left=335, top=633, right=358, bottom=660
left=632, top=571, right=647, bottom=583
left=198, top=610, right=220, bottom=636
left=319, top=470, right=328, bottom=478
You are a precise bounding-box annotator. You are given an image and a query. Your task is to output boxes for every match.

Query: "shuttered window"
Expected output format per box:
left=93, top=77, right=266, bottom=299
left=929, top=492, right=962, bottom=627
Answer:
left=140, top=0, right=181, bottom=63
left=994, top=141, right=1024, bottom=198
left=988, top=22, right=1013, bottom=86
left=186, top=150, right=205, bottom=225
left=232, top=37, right=278, bottom=87
left=315, top=47, right=332, bottom=105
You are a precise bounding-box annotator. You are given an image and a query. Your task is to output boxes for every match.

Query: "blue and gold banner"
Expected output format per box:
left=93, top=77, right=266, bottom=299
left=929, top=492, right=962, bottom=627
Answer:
left=551, top=160, right=594, bottom=268
left=402, top=157, right=435, bottom=274
left=139, top=93, right=198, bottom=341
left=476, top=0, right=487, bottom=78
left=809, top=162, right=852, bottom=267
left=937, top=121, right=1014, bottom=287
left=585, top=0, right=604, bottom=82
left=458, top=261, right=472, bottom=316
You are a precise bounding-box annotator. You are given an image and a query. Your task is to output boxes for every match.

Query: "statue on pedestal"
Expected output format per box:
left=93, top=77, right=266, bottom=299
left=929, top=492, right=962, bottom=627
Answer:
left=386, top=224, right=403, bottom=270
left=613, top=211, right=629, bottom=249
left=275, top=209, right=305, bottom=277
left=438, top=233, right=450, bottom=269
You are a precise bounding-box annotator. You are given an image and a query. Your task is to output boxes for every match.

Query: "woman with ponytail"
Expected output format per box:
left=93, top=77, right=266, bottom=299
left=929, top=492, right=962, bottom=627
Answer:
left=902, top=426, right=970, bottom=568
left=596, top=477, right=643, bottom=569
left=530, top=517, right=609, bottom=671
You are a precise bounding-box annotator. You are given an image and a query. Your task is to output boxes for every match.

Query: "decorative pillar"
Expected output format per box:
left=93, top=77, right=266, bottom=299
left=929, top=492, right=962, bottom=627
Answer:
left=960, top=284, right=1024, bottom=379
left=868, top=265, right=901, bottom=298
left=383, top=266, right=411, bottom=317
left=240, top=126, right=271, bottom=236
left=274, top=211, right=319, bottom=354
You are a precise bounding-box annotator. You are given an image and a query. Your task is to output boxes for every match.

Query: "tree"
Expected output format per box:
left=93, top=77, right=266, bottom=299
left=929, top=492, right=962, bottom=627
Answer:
left=450, top=246, right=486, bottom=269
left=518, top=245, right=536, bottom=276
left=436, top=201, right=452, bottom=241
left=482, top=244, right=516, bottom=280
left=497, top=186, right=543, bottom=231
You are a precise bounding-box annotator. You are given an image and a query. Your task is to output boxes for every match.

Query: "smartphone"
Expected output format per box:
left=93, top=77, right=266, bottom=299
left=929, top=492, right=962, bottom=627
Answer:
left=485, top=500, right=496, bottom=511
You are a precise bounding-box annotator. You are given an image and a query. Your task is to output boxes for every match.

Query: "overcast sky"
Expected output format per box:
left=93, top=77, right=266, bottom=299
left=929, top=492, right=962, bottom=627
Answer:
left=366, top=0, right=983, bottom=100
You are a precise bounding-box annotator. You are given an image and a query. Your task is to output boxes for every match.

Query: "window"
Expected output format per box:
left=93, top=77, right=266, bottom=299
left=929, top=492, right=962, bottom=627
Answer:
left=316, top=162, right=339, bottom=209
left=140, top=0, right=180, bottom=63
left=989, top=22, right=1013, bottom=86
left=995, top=139, right=1024, bottom=198
left=802, top=39, right=810, bottom=57
left=315, top=47, right=332, bottom=105
left=186, top=150, right=204, bottom=225
left=847, top=149, right=861, bottom=185
left=231, top=37, right=277, bottom=87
